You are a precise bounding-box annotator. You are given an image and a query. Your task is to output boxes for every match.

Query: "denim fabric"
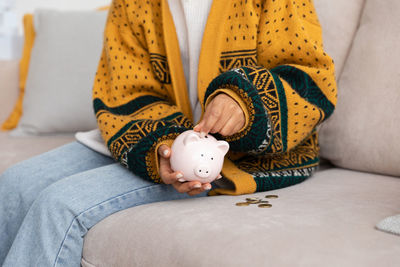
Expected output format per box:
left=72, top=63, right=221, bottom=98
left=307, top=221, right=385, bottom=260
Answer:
left=0, top=142, right=212, bottom=266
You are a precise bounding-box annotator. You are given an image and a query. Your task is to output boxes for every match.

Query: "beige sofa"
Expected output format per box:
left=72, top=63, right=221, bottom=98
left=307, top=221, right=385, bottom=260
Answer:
left=1, top=62, right=400, bottom=267
left=1, top=0, right=400, bottom=266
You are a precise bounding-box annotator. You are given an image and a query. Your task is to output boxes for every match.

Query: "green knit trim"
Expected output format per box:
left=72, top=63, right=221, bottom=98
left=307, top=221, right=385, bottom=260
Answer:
left=271, top=65, right=335, bottom=120
left=240, top=65, right=288, bottom=153
left=253, top=165, right=317, bottom=192
left=106, top=112, right=183, bottom=149
left=270, top=72, right=288, bottom=152
left=93, top=95, right=165, bottom=116
left=254, top=174, right=310, bottom=192
left=126, top=124, right=187, bottom=182
left=106, top=120, right=136, bottom=151
left=204, top=68, right=270, bottom=153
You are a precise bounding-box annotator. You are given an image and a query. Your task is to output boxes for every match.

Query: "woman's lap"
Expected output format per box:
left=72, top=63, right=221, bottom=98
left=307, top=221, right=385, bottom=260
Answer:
left=0, top=142, right=115, bottom=210
left=0, top=141, right=210, bottom=266
left=0, top=141, right=114, bottom=264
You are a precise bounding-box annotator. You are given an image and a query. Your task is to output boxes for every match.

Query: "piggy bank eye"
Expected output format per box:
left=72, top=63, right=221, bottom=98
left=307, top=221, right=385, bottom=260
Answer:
left=211, top=157, right=214, bottom=160
left=205, top=136, right=208, bottom=138
left=201, top=154, right=204, bottom=157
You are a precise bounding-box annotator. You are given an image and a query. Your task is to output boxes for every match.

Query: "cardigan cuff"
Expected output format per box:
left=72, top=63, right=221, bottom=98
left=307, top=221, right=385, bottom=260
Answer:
left=203, top=88, right=250, bottom=134
left=203, top=67, right=272, bottom=153
left=125, top=124, right=188, bottom=183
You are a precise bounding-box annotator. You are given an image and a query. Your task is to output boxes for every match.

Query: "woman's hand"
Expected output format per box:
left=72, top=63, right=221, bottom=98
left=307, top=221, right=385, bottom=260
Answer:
left=194, top=93, right=245, bottom=136
left=157, top=145, right=212, bottom=196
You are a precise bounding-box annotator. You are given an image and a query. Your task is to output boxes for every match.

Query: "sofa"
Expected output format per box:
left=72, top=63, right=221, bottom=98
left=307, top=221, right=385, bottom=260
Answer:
left=1, top=0, right=399, bottom=266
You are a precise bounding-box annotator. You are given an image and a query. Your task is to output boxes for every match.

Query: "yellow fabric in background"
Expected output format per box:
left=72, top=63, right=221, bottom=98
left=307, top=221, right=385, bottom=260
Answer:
left=1, top=14, right=35, bottom=131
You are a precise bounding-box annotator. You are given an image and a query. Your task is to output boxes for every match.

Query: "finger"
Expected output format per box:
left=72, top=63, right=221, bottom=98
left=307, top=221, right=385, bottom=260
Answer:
left=200, top=100, right=224, bottom=134
left=161, top=171, right=182, bottom=185
left=219, top=117, right=240, bottom=136
left=159, top=157, right=182, bottom=184
left=202, top=183, right=212, bottom=190
left=172, top=181, right=202, bottom=193
left=161, top=170, right=182, bottom=184
left=193, top=124, right=201, bottom=132
left=187, top=187, right=205, bottom=196
left=231, top=123, right=243, bottom=135
left=210, top=107, right=231, bottom=134
left=210, top=96, right=243, bottom=133
left=159, top=156, right=173, bottom=174
left=158, top=144, right=171, bottom=159
left=187, top=182, right=212, bottom=195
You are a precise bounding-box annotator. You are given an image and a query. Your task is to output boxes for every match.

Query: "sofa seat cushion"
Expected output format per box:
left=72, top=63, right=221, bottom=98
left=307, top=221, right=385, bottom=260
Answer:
left=0, top=132, right=75, bottom=173
left=82, top=167, right=400, bottom=267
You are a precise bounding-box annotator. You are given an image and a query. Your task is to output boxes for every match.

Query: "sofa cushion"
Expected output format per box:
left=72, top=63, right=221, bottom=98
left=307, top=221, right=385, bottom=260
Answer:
left=0, top=132, right=75, bottom=174
left=82, top=167, right=400, bottom=267
left=319, top=0, right=400, bottom=177
left=11, top=10, right=107, bottom=135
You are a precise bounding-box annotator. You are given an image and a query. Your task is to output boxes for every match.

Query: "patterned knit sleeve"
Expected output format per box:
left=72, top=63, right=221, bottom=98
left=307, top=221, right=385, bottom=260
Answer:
left=203, top=0, right=337, bottom=155
left=93, top=0, right=192, bottom=183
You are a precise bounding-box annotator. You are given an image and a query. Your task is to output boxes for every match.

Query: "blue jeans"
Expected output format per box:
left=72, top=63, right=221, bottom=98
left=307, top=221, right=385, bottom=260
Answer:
left=0, top=142, right=213, bottom=266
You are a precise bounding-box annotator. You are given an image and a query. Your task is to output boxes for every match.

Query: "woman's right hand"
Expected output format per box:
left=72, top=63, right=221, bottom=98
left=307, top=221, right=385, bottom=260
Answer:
left=158, top=145, right=212, bottom=196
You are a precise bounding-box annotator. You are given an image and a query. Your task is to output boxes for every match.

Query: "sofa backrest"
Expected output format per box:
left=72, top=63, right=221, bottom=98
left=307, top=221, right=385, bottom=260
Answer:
left=314, top=0, right=365, bottom=79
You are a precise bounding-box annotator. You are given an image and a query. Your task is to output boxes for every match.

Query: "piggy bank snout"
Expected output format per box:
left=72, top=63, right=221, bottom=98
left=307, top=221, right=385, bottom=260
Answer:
left=194, top=164, right=211, bottom=178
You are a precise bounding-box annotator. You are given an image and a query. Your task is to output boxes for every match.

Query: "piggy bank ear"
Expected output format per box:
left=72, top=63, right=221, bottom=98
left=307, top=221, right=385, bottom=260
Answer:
left=183, top=132, right=201, bottom=146
left=217, top=141, right=229, bottom=155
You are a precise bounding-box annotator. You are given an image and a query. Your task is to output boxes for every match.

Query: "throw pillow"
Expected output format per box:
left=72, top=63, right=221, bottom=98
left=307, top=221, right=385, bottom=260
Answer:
left=9, top=9, right=107, bottom=135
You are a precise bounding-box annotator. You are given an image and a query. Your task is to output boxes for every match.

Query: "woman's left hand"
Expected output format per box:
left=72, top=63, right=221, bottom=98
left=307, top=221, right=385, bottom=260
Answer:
left=194, top=93, right=245, bottom=136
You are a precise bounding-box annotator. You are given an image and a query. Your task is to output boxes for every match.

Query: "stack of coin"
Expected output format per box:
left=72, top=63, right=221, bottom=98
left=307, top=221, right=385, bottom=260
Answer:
left=235, top=195, right=278, bottom=208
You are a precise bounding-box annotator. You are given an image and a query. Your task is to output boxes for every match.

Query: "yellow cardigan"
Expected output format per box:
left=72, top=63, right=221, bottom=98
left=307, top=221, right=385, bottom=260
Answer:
left=93, top=0, right=337, bottom=196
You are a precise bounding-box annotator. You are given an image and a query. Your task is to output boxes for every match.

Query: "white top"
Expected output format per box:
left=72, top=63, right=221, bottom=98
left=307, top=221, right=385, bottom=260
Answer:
left=75, top=0, right=213, bottom=157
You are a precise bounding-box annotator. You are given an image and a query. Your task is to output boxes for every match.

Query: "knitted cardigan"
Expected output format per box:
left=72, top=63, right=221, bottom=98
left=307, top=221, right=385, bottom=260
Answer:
left=93, top=0, right=337, bottom=196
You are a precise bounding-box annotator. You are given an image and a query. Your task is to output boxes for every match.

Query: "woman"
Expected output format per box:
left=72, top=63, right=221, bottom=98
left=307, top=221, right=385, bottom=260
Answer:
left=0, top=0, right=336, bottom=266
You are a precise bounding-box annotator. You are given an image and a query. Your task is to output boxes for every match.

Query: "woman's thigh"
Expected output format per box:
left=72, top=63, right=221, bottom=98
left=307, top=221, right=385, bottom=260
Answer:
left=5, top=162, right=210, bottom=266
left=0, top=141, right=115, bottom=211
left=34, top=161, right=209, bottom=229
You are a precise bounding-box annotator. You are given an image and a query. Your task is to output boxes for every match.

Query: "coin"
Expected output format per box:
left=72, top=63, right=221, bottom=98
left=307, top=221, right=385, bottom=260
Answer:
left=259, top=200, right=269, bottom=204
left=246, top=197, right=260, bottom=201
left=265, top=195, right=278, bottom=199
left=258, top=203, right=272, bottom=208
left=236, top=202, right=250, bottom=206
left=246, top=199, right=261, bottom=204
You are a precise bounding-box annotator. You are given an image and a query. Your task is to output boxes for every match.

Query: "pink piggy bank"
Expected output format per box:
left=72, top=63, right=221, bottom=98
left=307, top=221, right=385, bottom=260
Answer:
left=170, top=130, right=229, bottom=183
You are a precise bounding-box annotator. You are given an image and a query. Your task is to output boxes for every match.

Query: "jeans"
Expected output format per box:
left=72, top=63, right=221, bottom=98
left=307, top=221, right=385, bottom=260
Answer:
left=0, top=142, right=213, bottom=266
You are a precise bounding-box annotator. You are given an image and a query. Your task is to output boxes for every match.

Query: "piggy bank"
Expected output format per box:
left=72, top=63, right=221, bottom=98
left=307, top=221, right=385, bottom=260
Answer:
left=170, top=130, right=229, bottom=183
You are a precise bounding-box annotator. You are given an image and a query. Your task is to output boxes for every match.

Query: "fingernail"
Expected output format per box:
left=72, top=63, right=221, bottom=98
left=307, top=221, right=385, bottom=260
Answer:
left=163, top=150, right=169, bottom=156
left=178, top=178, right=185, bottom=182
left=204, top=184, right=212, bottom=190
left=200, top=131, right=206, bottom=138
left=193, top=184, right=201, bottom=189
left=176, top=173, right=183, bottom=179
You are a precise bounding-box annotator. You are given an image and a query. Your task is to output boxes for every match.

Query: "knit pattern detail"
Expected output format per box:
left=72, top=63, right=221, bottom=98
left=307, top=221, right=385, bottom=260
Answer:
left=92, top=0, right=337, bottom=194
left=204, top=67, right=270, bottom=153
